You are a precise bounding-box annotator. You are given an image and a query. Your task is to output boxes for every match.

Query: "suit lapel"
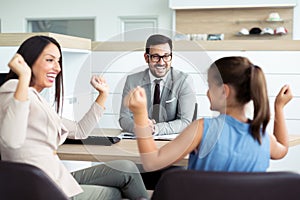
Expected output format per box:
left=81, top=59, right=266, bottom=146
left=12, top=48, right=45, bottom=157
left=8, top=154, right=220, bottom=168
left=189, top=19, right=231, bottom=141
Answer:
left=141, top=69, right=152, bottom=113
left=161, top=68, right=174, bottom=107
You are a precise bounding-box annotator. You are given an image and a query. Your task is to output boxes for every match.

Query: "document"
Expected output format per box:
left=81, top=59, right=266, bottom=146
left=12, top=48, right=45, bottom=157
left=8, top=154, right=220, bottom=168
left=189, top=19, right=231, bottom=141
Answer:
left=118, top=132, right=178, bottom=141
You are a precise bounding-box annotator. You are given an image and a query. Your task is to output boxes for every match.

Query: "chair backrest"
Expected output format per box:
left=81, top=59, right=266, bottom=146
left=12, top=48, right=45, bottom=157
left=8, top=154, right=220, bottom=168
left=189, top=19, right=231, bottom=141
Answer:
left=0, top=161, right=68, bottom=200
left=151, top=170, right=300, bottom=200
left=192, top=103, right=198, bottom=121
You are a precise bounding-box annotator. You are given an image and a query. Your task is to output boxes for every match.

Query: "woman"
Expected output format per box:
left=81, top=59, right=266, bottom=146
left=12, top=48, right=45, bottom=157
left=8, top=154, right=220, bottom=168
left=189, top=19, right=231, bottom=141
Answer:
left=126, top=56, right=292, bottom=172
left=0, top=35, right=148, bottom=200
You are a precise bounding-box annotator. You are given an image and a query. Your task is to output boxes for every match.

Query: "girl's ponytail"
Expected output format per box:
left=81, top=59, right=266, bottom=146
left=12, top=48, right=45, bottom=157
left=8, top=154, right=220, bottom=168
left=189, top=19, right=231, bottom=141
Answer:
left=250, top=65, right=270, bottom=143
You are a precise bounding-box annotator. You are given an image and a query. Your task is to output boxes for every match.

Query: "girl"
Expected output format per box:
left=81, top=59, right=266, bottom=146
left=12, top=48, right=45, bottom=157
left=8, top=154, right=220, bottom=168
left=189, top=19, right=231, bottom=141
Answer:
left=126, top=56, right=292, bottom=172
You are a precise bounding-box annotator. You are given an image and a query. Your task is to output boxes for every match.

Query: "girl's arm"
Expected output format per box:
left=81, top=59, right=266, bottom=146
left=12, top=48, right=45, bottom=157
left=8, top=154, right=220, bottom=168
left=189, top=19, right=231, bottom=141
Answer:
left=270, top=85, right=293, bottom=159
left=126, top=86, right=203, bottom=171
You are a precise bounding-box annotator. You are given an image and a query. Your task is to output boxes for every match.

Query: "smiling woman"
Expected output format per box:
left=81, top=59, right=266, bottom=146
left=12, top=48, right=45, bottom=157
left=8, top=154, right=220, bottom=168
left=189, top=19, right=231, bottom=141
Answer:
left=0, top=35, right=149, bottom=200
left=30, top=42, right=61, bottom=92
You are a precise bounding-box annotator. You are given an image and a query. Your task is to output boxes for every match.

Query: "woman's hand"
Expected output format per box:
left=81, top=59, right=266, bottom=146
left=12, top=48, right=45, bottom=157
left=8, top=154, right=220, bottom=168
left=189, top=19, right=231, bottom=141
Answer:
left=90, top=75, right=109, bottom=108
left=8, top=54, right=31, bottom=80
left=8, top=54, right=31, bottom=101
left=90, top=75, right=109, bottom=97
left=275, top=85, right=293, bottom=110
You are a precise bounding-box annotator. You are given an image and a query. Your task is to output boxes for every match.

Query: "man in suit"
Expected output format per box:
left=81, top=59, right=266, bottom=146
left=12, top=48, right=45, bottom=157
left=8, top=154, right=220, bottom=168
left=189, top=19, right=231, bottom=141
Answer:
left=119, top=34, right=196, bottom=136
left=119, top=34, right=197, bottom=190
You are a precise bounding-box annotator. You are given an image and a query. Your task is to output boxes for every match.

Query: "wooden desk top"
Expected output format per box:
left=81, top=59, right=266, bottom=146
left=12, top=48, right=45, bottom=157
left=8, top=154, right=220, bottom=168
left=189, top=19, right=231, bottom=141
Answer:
left=288, top=134, right=300, bottom=147
left=57, top=128, right=188, bottom=166
left=57, top=128, right=300, bottom=165
left=57, top=139, right=189, bottom=166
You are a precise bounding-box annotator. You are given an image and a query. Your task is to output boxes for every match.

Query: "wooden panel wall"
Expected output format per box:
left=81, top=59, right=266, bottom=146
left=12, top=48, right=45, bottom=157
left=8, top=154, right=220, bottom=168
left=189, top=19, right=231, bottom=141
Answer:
left=176, top=7, right=293, bottom=40
left=92, top=50, right=300, bottom=136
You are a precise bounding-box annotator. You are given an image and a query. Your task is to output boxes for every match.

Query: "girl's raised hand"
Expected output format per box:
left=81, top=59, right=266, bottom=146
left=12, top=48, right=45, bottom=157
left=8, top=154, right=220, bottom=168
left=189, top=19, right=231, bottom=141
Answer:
left=275, top=85, right=293, bottom=109
left=125, top=86, right=147, bottom=115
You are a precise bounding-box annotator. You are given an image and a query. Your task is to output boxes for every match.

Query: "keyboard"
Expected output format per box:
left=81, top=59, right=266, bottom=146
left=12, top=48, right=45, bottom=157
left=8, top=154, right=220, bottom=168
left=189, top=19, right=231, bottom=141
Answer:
left=64, top=136, right=121, bottom=146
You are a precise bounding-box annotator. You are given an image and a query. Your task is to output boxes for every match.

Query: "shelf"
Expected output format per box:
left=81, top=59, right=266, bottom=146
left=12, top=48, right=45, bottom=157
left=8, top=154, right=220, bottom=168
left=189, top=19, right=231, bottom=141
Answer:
left=91, top=40, right=300, bottom=51
left=266, top=19, right=284, bottom=22
left=235, top=19, right=288, bottom=24
left=0, top=33, right=91, bottom=51
left=234, top=34, right=287, bottom=37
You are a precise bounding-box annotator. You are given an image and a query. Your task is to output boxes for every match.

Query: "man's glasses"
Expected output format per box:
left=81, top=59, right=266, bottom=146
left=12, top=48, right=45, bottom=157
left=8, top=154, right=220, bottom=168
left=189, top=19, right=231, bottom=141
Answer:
left=147, top=53, right=172, bottom=62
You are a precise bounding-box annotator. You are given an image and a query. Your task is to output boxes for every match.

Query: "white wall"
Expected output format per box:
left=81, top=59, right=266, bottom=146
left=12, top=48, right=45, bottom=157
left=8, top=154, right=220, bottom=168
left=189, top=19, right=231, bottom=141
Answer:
left=92, top=49, right=300, bottom=173
left=0, top=0, right=172, bottom=41
left=0, top=0, right=299, bottom=40
left=169, top=0, right=297, bottom=9
left=293, top=0, right=300, bottom=39
left=93, top=50, right=300, bottom=136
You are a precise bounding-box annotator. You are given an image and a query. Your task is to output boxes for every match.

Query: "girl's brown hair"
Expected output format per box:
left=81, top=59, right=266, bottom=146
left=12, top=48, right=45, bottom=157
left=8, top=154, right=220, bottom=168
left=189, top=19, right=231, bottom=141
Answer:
left=209, top=56, right=270, bottom=144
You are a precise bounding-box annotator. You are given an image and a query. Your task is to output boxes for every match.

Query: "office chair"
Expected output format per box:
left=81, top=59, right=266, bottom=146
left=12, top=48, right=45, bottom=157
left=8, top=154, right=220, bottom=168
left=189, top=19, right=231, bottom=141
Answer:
left=0, top=161, right=68, bottom=200
left=192, top=103, right=198, bottom=121
left=151, top=170, right=300, bottom=200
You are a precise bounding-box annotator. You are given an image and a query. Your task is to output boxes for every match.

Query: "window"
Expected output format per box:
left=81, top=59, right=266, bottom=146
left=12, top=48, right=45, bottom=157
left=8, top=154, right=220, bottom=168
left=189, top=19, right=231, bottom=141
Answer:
left=27, top=18, right=95, bottom=40
left=120, top=16, right=158, bottom=41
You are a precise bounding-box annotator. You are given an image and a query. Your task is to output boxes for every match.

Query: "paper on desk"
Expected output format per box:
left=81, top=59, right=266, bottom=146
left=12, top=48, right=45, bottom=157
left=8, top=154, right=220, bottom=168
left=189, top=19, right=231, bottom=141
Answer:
left=118, top=132, right=178, bottom=141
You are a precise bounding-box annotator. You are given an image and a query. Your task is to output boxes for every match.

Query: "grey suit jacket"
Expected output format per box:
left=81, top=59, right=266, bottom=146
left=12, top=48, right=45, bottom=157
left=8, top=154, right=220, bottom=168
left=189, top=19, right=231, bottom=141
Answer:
left=119, top=67, right=197, bottom=135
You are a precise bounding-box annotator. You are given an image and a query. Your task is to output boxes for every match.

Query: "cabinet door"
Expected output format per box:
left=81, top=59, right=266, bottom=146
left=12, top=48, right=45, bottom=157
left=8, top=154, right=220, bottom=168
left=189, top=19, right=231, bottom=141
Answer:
left=0, top=47, right=18, bottom=73
left=61, top=52, right=92, bottom=120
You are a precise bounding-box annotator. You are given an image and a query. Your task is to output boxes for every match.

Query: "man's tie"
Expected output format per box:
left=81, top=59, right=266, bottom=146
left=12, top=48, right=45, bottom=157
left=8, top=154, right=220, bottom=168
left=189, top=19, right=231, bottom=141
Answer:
left=152, top=79, right=162, bottom=122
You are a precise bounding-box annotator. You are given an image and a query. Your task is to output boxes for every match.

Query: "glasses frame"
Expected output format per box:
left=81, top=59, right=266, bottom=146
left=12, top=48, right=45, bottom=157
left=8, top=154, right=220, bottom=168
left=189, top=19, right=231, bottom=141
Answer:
left=147, top=53, right=172, bottom=62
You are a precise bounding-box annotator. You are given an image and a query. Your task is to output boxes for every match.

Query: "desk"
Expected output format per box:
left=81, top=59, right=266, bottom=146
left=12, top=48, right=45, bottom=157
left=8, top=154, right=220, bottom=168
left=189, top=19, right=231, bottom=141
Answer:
left=57, top=129, right=188, bottom=166
left=57, top=129, right=300, bottom=166
left=288, top=135, right=300, bottom=147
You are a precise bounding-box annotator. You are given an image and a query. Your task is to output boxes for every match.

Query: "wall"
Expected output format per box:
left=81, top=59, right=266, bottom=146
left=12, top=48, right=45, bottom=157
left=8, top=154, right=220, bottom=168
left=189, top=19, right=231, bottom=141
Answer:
left=0, top=0, right=172, bottom=41
left=294, top=0, right=300, bottom=39
left=169, top=0, right=297, bottom=9
left=0, top=0, right=300, bottom=40
left=92, top=41, right=300, bottom=137
left=92, top=42, right=300, bottom=173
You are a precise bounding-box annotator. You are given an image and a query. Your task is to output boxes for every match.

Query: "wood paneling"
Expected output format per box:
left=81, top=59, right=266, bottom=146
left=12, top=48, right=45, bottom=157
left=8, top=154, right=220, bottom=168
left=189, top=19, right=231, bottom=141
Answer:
left=92, top=40, right=300, bottom=51
left=0, top=33, right=91, bottom=50
left=176, top=7, right=293, bottom=40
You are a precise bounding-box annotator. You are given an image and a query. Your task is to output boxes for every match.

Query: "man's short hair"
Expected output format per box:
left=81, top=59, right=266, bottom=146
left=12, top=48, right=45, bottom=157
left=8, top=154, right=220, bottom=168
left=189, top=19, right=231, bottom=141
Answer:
left=145, top=34, right=173, bottom=54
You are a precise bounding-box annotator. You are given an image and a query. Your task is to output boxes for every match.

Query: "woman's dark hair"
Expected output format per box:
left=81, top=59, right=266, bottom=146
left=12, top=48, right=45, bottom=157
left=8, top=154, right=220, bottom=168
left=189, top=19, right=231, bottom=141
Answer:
left=4, top=35, right=64, bottom=113
left=145, top=34, right=173, bottom=54
left=209, top=56, right=270, bottom=144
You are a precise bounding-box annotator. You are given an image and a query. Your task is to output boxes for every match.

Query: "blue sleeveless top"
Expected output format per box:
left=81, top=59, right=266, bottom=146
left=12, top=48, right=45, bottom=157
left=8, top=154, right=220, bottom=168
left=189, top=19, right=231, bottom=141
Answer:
left=188, top=114, right=270, bottom=172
